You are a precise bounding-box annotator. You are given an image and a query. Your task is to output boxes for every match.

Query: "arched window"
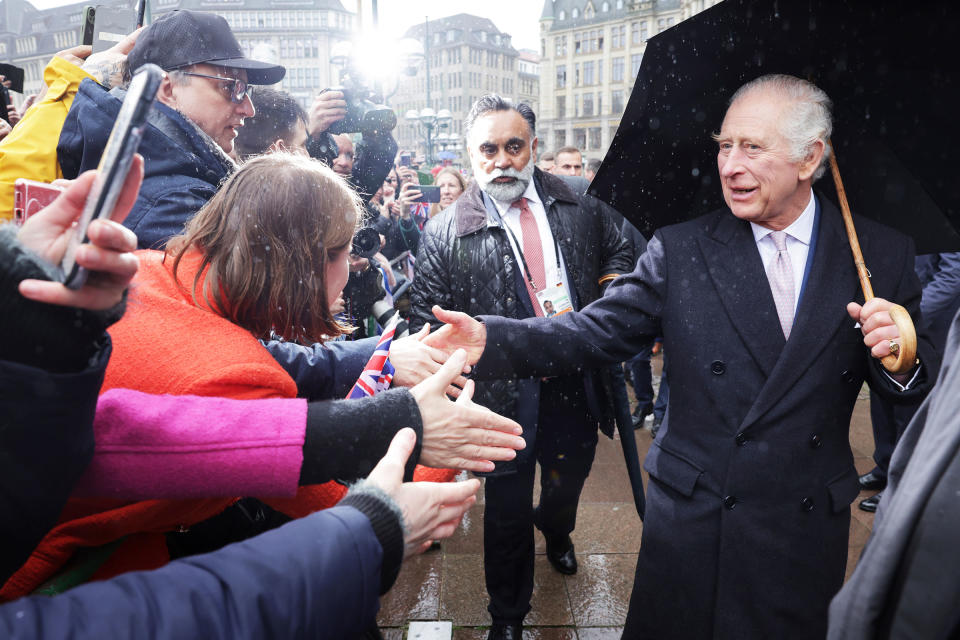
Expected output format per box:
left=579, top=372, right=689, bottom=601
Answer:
left=558, top=10, right=566, bottom=20
left=572, top=8, right=580, bottom=18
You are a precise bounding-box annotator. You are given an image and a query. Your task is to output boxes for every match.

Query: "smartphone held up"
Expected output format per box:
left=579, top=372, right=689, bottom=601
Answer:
left=60, top=63, right=162, bottom=289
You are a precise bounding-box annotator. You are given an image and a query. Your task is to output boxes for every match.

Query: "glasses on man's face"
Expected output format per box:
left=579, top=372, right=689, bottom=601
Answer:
left=177, top=71, right=252, bottom=104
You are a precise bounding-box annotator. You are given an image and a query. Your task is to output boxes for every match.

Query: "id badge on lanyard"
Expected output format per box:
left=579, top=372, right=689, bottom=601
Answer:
left=536, top=282, right=572, bottom=317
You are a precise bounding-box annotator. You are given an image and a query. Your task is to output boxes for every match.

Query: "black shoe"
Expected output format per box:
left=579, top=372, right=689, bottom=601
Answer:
left=632, top=402, right=653, bottom=429
left=545, top=535, right=578, bottom=575
left=858, top=470, right=887, bottom=491
left=859, top=492, right=882, bottom=513
left=650, top=416, right=663, bottom=439
left=487, top=622, right=522, bottom=640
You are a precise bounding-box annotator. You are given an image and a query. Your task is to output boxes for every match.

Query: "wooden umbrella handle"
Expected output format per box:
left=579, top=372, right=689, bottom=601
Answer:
left=829, top=145, right=918, bottom=374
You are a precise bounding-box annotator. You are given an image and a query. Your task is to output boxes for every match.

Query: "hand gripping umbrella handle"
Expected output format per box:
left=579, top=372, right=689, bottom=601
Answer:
left=881, top=304, right=918, bottom=374
left=829, top=144, right=918, bottom=374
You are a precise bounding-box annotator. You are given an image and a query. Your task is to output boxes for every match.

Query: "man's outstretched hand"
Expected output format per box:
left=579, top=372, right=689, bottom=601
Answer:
left=421, top=305, right=487, bottom=365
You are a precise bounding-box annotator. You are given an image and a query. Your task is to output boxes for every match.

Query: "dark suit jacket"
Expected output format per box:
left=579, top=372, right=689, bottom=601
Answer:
left=828, top=307, right=960, bottom=640
left=476, top=196, right=936, bottom=639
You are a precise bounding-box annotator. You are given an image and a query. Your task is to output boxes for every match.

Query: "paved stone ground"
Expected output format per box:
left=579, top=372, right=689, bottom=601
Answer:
left=379, top=355, right=879, bottom=638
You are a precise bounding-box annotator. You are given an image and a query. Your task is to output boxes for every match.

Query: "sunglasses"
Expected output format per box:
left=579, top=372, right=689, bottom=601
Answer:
left=177, top=71, right=252, bottom=104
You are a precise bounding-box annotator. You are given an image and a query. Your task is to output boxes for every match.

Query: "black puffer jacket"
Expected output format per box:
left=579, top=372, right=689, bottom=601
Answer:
left=409, top=169, right=632, bottom=432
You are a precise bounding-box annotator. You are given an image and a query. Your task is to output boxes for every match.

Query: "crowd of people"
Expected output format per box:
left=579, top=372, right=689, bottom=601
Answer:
left=1, top=7, right=960, bottom=640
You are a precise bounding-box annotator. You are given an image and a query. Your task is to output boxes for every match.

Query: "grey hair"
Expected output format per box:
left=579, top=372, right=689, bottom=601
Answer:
left=729, top=74, right=833, bottom=181
left=464, top=94, right=537, bottom=142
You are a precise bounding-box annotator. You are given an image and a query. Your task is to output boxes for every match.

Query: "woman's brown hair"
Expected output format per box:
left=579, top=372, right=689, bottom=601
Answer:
left=166, top=153, right=359, bottom=343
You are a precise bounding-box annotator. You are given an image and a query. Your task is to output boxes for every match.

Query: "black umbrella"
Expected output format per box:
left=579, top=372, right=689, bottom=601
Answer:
left=590, top=0, right=960, bottom=255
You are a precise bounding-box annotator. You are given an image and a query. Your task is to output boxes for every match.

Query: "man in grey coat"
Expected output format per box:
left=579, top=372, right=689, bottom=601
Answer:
left=828, top=305, right=960, bottom=639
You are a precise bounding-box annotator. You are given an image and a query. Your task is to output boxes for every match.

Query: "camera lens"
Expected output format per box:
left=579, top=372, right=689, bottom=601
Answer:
left=351, top=226, right=380, bottom=259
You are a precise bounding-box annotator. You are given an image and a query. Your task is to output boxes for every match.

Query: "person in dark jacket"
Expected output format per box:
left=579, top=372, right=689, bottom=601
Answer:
left=419, top=76, right=938, bottom=640
left=0, top=157, right=481, bottom=639
left=408, top=95, right=632, bottom=640
left=0, top=157, right=144, bottom=583
left=57, top=10, right=285, bottom=249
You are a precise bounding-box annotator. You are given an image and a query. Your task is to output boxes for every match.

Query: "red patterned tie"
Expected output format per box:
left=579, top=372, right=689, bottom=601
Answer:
left=513, top=197, right=546, bottom=317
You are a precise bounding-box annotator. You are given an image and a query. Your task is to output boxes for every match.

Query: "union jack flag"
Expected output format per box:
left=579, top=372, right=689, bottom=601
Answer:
left=346, top=315, right=400, bottom=399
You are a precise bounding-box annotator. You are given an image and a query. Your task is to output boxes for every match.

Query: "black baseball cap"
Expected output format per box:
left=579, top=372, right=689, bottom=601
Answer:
left=128, top=10, right=285, bottom=85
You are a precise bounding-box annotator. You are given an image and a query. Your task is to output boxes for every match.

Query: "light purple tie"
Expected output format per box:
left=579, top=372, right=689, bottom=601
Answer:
left=766, top=231, right=795, bottom=339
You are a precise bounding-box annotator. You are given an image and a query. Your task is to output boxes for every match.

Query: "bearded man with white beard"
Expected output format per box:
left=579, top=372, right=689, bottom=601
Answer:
left=409, top=95, right=632, bottom=640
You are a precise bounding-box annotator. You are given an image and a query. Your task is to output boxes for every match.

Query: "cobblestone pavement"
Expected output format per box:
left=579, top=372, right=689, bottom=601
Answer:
left=379, top=356, right=879, bottom=638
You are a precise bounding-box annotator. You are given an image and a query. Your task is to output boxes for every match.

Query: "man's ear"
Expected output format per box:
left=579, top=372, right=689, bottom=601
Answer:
left=155, top=75, right=178, bottom=109
left=268, top=139, right=289, bottom=154
left=531, top=136, right=539, bottom=158
left=798, top=139, right=825, bottom=182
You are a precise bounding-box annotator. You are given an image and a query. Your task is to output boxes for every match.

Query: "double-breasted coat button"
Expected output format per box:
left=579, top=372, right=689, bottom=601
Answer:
left=723, top=495, right=737, bottom=509
left=810, top=434, right=823, bottom=449
left=711, top=360, right=726, bottom=375
left=800, top=497, right=814, bottom=512
left=735, top=432, right=748, bottom=446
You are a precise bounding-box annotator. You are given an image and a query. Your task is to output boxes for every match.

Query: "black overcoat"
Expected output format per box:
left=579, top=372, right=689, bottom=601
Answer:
left=476, top=196, right=936, bottom=639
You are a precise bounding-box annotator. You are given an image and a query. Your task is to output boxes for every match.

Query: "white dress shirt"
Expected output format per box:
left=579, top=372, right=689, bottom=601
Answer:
left=489, top=180, right=572, bottom=300
left=750, top=189, right=816, bottom=313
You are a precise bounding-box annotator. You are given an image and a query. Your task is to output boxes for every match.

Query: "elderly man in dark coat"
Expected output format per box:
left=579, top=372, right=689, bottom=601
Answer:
left=421, top=75, right=936, bottom=639
left=409, top=95, right=631, bottom=640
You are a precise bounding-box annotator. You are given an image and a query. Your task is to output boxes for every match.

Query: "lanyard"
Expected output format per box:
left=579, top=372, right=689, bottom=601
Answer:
left=490, top=200, right=563, bottom=293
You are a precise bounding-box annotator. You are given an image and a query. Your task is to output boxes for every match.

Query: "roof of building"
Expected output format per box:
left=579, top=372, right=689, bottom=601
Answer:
left=541, top=0, right=681, bottom=32
left=1, top=0, right=348, bottom=39
left=403, top=13, right=518, bottom=54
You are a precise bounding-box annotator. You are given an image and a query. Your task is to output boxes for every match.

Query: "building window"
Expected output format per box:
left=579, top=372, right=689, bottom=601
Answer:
left=555, top=130, right=567, bottom=149
left=612, top=57, right=624, bottom=82
left=556, top=95, right=566, bottom=119
left=559, top=10, right=566, bottom=20
left=583, top=92, right=594, bottom=116
left=611, top=25, right=625, bottom=48
left=572, top=7, right=579, bottom=18
left=631, top=53, right=643, bottom=77
left=583, top=61, right=594, bottom=85
left=574, top=32, right=582, bottom=54
left=574, top=128, right=586, bottom=149
left=575, top=63, right=580, bottom=86
left=602, top=1, right=610, bottom=11
left=612, top=89, right=624, bottom=114
left=589, top=127, right=601, bottom=150
left=447, top=30, right=456, bottom=42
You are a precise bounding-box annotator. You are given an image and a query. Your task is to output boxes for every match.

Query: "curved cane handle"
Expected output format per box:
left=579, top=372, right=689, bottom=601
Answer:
left=880, top=304, right=918, bottom=374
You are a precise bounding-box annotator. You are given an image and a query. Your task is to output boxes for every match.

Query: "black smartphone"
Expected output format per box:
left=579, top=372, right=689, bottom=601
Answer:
left=399, top=153, right=411, bottom=167
left=92, top=6, right=137, bottom=54
left=61, top=64, right=163, bottom=290
left=416, top=185, right=442, bottom=203
left=0, top=63, right=25, bottom=94
left=81, top=6, right=96, bottom=46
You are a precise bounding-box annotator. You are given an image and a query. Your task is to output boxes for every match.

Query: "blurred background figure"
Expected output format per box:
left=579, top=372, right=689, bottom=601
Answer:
left=553, top=146, right=583, bottom=176
left=428, top=166, right=467, bottom=218
left=234, top=88, right=309, bottom=159
left=536, top=151, right=555, bottom=173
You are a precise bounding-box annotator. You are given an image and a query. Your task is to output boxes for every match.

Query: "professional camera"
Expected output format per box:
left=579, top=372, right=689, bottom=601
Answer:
left=351, top=226, right=380, bottom=259
left=324, top=67, right=396, bottom=135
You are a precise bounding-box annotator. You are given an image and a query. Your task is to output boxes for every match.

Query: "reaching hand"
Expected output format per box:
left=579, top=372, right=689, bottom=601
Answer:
left=421, top=306, right=487, bottom=365
left=364, top=428, right=481, bottom=557
left=307, top=90, right=347, bottom=136
left=81, top=27, right=143, bottom=88
left=391, top=322, right=471, bottom=395
left=410, top=349, right=525, bottom=473
left=17, top=155, right=144, bottom=310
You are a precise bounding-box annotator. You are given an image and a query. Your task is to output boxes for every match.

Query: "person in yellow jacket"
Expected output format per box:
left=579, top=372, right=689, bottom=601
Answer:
left=0, top=30, right=140, bottom=220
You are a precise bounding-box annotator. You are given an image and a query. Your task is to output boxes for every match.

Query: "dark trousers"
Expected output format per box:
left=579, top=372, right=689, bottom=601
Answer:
left=483, top=376, right=599, bottom=624
left=653, top=352, right=669, bottom=421
left=869, top=389, right=921, bottom=477
left=626, top=344, right=654, bottom=409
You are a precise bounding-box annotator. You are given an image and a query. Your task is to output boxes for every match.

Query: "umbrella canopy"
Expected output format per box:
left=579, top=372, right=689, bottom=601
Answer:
left=591, top=0, right=960, bottom=254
